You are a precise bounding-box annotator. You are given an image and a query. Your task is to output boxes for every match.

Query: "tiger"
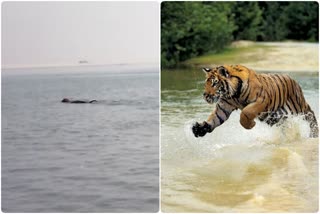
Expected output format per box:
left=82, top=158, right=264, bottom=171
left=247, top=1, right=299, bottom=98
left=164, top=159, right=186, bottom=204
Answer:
left=192, top=65, right=319, bottom=138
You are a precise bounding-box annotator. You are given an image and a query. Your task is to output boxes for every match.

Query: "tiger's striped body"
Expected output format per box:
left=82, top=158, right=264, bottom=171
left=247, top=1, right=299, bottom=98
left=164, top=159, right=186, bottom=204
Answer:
left=192, top=65, right=318, bottom=138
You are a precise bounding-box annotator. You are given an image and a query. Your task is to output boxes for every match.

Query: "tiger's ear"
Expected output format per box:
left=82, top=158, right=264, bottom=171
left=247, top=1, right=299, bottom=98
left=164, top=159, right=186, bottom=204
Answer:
left=218, top=66, right=230, bottom=78
left=202, top=68, right=212, bottom=73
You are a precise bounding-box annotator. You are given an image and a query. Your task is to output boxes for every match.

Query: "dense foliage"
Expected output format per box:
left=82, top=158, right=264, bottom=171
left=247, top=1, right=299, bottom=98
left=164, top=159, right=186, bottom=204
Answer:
left=161, top=1, right=319, bottom=68
left=161, top=2, right=235, bottom=68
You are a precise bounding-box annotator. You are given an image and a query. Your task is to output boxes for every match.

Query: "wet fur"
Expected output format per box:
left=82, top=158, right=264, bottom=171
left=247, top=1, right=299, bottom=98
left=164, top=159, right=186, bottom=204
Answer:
left=193, top=65, right=319, bottom=138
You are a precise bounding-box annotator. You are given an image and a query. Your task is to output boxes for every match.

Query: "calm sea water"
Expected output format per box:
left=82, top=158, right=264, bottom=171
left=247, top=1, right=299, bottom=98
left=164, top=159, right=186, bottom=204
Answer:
left=161, top=68, right=319, bottom=212
left=1, top=67, right=159, bottom=212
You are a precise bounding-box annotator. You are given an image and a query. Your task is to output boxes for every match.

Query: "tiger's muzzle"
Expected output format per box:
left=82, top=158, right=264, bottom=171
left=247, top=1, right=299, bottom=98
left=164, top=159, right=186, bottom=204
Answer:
left=203, top=92, right=220, bottom=104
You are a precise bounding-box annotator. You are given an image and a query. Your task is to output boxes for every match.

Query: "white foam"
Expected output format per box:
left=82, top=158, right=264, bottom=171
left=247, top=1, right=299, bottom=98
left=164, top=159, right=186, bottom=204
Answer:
left=162, top=109, right=316, bottom=163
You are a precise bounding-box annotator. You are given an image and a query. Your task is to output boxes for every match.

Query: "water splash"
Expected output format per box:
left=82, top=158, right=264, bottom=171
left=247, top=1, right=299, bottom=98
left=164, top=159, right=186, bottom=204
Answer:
left=162, top=112, right=318, bottom=212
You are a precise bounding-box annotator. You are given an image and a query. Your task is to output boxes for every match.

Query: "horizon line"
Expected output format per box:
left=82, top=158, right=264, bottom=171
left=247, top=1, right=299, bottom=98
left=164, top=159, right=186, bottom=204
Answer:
left=2, top=62, right=159, bottom=70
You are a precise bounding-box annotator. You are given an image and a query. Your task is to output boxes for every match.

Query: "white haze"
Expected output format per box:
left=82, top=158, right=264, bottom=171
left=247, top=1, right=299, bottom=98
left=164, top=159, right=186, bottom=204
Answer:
left=1, top=2, right=159, bottom=69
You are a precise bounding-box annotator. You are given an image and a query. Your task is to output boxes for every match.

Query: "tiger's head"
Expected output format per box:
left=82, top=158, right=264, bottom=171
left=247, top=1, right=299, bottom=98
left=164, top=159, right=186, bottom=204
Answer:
left=202, top=67, right=226, bottom=104
left=202, top=65, right=246, bottom=103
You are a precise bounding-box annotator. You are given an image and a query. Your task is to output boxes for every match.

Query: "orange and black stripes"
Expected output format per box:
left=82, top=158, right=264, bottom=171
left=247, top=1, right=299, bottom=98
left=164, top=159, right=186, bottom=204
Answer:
left=194, top=65, right=319, bottom=138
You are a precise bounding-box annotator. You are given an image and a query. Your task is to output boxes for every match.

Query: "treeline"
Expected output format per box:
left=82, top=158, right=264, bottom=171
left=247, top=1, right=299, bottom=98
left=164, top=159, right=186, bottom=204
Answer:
left=161, top=1, right=319, bottom=68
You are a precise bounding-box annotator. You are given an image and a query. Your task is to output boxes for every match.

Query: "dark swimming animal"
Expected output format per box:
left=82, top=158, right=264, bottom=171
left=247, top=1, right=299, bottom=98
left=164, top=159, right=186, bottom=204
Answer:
left=61, top=98, right=97, bottom=104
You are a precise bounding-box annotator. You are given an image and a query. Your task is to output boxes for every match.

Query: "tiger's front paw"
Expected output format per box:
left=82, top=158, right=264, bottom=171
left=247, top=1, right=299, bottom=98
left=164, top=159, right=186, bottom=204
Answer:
left=192, top=121, right=213, bottom=138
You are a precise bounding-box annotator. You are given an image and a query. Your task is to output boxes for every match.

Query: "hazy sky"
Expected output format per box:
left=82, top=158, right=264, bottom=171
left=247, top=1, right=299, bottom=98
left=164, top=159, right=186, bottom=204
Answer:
left=1, top=2, right=159, bottom=68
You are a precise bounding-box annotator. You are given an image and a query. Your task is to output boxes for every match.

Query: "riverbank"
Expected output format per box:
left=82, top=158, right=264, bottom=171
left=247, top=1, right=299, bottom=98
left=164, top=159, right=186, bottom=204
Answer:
left=183, top=41, right=319, bottom=73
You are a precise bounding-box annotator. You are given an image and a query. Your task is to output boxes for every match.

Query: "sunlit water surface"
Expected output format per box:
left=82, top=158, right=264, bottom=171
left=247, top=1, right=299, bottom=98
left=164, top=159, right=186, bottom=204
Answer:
left=2, top=68, right=159, bottom=212
left=161, top=69, right=319, bottom=212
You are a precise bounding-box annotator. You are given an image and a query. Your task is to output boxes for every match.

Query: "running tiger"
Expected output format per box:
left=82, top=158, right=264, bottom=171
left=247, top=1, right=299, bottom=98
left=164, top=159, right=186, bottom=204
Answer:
left=192, top=65, right=319, bottom=138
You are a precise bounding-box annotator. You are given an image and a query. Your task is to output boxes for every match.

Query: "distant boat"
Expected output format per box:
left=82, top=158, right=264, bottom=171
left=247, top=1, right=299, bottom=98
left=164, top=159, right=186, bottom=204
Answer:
left=79, top=60, right=88, bottom=64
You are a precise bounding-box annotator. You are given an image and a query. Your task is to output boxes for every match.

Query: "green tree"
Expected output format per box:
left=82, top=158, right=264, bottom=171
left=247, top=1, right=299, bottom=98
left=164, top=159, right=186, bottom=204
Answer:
left=161, top=2, right=235, bottom=68
left=232, top=2, right=263, bottom=41
left=161, top=1, right=319, bottom=68
left=258, top=2, right=289, bottom=41
left=283, top=2, right=319, bottom=41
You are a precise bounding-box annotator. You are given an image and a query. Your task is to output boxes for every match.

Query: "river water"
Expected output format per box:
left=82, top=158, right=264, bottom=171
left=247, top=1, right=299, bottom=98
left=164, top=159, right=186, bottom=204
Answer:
left=161, top=68, right=319, bottom=212
left=2, top=67, right=159, bottom=212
